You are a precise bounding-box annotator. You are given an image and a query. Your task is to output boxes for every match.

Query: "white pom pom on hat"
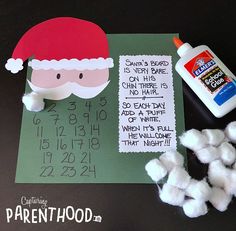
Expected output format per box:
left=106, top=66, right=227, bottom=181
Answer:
left=5, top=58, right=24, bottom=74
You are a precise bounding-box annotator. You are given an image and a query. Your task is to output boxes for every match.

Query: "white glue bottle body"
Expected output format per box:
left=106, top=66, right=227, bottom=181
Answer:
left=174, top=37, right=236, bottom=118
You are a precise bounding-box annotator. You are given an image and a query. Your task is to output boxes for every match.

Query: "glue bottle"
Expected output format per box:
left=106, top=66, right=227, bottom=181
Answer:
left=173, top=37, right=236, bottom=118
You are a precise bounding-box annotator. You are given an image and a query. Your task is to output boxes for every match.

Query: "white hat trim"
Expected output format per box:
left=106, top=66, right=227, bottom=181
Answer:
left=28, top=57, right=114, bottom=71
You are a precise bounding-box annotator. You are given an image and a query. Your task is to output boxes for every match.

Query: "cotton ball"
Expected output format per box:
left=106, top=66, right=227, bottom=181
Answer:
left=208, top=160, right=229, bottom=188
left=195, top=146, right=220, bottom=164
left=233, top=162, right=236, bottom=170
left=182, top=199, right=208, bottom=218
left=219, top=142, right=236, bottom=166
left=22, top=92, right=45, bottom=112
left=224, top=170, right=236, bottom=196
left=145, top=159, right=167, bottom=182
left=185, top=179, right=212, bottom=201
left=159, top=183, right=185, bottom=206
left=167, top=166, right=191, bottom=189
left=179, top=129, right=208, bottom=151
left=159, top=150, right=184, bottom=172
left=209, top=187, right=232, bottom=212
left=225, top=121, right=236, bottom=143
left=202, top=129, right=225, bottom=146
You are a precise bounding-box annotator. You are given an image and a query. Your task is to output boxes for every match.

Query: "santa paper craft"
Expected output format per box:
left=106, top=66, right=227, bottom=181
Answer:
left=5, top=17, right=114, bottom=112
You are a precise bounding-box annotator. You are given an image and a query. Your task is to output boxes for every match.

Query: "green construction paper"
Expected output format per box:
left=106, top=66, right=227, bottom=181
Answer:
left=15, top=34, right=186, bottom=183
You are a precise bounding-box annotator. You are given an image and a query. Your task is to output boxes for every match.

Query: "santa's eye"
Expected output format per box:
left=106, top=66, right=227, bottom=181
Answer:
left=79, top=73, right=83, bottom=79
left=56, top=73, right=61, bottom=79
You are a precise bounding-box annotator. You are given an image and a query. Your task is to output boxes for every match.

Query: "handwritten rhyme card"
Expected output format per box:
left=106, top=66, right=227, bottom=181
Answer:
left=119, top=55, right=176, bottom=152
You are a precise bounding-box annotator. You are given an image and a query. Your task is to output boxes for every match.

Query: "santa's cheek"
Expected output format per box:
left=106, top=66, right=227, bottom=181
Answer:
left=76, top=69, right=109, bottom=87
left=31, top=70, right=68, bottom=88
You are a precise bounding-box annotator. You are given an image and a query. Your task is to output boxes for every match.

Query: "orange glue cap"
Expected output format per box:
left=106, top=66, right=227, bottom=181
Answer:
left=173, top=37, right=184, bottom=49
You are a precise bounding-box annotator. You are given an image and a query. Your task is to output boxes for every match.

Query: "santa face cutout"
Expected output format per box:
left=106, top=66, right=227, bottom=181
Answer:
left=5, top=17, right=114, bottom=111
left=28, top=68, right=110, bottom=100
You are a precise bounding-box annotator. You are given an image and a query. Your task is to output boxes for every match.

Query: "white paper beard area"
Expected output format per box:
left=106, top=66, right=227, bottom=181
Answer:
left=27, top=79, right=110, bottom=100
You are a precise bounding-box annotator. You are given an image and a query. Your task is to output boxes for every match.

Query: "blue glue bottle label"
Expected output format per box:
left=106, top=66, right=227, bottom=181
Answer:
left=184, top=50, right=236, bottom=106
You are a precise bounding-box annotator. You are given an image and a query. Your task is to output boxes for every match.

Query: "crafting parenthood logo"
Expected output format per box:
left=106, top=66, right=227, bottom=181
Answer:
left=5, top=196, right=102, bottom=224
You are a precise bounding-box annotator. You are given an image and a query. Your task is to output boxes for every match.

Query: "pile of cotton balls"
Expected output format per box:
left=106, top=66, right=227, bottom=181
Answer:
left=145, top=121, right=236, bottom=218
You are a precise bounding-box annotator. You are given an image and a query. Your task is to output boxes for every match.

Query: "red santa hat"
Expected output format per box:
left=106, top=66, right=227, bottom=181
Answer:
left=5, top=17, right=114, bottom=74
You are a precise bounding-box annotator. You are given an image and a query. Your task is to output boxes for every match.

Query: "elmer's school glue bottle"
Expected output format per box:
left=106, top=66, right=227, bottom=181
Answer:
left=173, top=37, right=236, bottom=118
